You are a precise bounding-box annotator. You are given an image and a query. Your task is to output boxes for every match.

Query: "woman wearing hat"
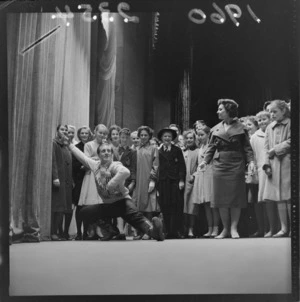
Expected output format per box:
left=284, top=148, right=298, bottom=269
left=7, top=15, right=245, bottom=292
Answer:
left=199, top=99, right=254, bottom=239
left=157, top=128, right=186, bottom=239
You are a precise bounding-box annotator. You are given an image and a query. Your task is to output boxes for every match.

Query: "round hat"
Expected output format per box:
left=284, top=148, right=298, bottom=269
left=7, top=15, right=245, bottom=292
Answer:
left=157, top=127, right=177, bottom=141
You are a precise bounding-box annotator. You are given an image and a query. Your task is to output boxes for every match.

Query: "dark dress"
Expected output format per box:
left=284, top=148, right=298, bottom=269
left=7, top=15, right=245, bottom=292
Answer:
left=114, top=145, right=137, bottom=189
left=72, top=141, right=85, bottom=206
left=158, top=144, right=186, bottom=237
left=204, top=119, right=254, bottom=208
left=52, top=138, right=73, bottom=213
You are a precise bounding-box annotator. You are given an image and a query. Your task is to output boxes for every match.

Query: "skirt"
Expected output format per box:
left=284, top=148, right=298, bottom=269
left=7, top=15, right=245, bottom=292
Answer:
left=211, top=151, right=247, bottom=208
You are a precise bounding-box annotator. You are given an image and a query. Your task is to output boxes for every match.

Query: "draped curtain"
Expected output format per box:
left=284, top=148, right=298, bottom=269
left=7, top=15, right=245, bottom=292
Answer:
left=179, top=70, right=191, bottom=130
left=7, top=13, right=91, bottom=241
left=91, top=13, right=117, bottom=128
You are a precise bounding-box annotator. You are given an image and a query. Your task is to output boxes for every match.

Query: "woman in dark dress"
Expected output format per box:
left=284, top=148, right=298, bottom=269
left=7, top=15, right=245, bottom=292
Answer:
left=157, top=128, right=186, bottom=239
left=72, top=126, right=92, bottom=240
left=199, top=99, right=254, bottom=239
left=51, top=124, right=73, bottom=241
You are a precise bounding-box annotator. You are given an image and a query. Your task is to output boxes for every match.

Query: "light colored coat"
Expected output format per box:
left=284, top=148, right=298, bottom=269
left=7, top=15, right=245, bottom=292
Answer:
left=262, top=118, right=291, bottom=202
left=250, top=129, right=267, bottom=202
left=183, top=147, right=199, bottom=214
left=78, top=140, right=102, bottom=205
left=133, top=142, right=160, bottom=212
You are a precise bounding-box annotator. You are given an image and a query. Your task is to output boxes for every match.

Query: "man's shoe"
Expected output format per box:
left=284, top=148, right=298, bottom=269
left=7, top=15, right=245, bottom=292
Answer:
left=133, top=234, right=143, bottom=240
left=51, top=234, right=61, bottom=241
left=148, top=217, right=164, bottom=241
left=111, top=233, right=126, bottom=241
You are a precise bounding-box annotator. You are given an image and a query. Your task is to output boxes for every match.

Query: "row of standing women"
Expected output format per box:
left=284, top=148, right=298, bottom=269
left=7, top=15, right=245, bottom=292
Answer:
left=51, top=98, right=291, bottom=240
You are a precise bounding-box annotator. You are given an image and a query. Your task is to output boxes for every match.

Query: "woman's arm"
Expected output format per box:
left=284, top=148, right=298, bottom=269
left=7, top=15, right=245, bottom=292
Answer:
left=203, top=132, right=217, bottom=165
left=274, top=124, right=291, bottom=157
left=150, top=146, right=159, bottom=181
left=52, top=142, right=59, bottom=181
left=243, top=131, right=254, bottom=164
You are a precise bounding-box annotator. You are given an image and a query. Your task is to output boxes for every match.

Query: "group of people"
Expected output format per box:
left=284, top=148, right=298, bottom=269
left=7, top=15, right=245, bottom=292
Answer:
left=51, top=98, right=291, bottom=241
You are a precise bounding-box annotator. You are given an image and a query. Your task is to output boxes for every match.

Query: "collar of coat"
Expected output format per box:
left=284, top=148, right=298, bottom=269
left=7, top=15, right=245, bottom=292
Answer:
left=118, top=145, right=130, bottom=152
left=271, top=118, right=290, bottom=129
left=184, top=144, right=197, bottom=151
left=53, top=137, right=64, bottom=146
left=138, top=141, right=151, bottom=149
left=211, top=118, right=246, bottom=142
left=254, top=128, right=265, bottom=138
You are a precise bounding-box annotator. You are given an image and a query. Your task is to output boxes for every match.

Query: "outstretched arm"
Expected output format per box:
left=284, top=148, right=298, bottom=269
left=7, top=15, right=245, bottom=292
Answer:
left=68, top=144, right=99, bottom=172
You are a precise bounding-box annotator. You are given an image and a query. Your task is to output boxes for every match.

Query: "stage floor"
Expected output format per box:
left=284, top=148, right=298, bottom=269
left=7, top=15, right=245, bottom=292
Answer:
left=9, top=238, right=291, bottom=296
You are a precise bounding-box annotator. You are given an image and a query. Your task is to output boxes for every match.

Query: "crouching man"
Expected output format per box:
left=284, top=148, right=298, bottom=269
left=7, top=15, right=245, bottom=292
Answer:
left=66, top=140, right=164, bottom=241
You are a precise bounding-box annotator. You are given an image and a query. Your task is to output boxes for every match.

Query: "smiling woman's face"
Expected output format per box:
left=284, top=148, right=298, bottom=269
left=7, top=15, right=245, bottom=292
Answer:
left=139, top=130, right=150, bottom=144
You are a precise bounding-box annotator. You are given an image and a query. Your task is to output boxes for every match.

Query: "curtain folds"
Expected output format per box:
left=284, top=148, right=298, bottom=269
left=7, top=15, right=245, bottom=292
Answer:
left=7, top=13, right=90, bottom=242
left=180, top=70, right=191, bottom=130
left=94, top=13, right=117, bottom=127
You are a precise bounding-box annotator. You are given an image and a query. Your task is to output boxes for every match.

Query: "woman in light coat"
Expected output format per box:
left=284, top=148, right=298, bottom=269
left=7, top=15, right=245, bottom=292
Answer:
left=263, top=100, right=291, bottom=237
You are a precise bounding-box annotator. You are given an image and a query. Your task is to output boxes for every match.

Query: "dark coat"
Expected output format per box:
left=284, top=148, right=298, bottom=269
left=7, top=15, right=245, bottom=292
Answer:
left=72, top=141, right=85, bottom=205
left=204, top=119, right=254, bottom=208
left=158, top=144, right=186, bottom=217
left=52, top=138, right=73, bottom=213
left=114, top=145, right=137, bottom=187
left=158, top=144, right=186, bottom=181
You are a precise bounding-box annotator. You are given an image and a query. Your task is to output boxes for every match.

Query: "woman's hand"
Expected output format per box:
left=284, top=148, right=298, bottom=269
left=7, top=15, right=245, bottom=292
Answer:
left=264, top=167, right=272, bottom=177
left=267, top=148, right=275, bottom=159
left=198, top=161, right=207, bottom=171
left=188, top=175, right=195, bottom=184
left=148, top=180, right=155, bottom=193
left=53, top=179, right=60, bottom=187
left=179, top=180, right=185, bottom=190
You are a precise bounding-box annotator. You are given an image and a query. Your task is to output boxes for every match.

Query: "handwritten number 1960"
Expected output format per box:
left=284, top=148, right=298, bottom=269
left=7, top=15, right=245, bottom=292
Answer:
left=189, top=3, right=261, bottom=25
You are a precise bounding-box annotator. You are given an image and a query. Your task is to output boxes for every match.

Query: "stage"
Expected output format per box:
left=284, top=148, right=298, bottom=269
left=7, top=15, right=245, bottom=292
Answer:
left=9, top=238, right=291, bottom=296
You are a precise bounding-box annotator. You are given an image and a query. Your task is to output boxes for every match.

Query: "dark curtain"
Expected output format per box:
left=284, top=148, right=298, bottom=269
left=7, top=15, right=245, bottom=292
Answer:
left=90, top=13, right=117, bottom=129
left=7, top=13, right=91, bottom=242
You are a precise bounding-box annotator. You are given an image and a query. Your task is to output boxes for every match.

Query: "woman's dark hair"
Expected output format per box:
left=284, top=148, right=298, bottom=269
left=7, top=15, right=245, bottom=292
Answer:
left=56, top=124, right=68, bottom=132
left=263, top=101, right=272, bottom=111
left=137, top=125, right=154, bottom=139
left=108, top=125, right=121, bottom=141
left=218, top=99, right=239, bottom=118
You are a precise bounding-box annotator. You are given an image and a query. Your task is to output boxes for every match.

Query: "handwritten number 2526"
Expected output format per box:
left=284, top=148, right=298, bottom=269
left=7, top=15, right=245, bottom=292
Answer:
left=55, top=2, right=139, bottom=23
